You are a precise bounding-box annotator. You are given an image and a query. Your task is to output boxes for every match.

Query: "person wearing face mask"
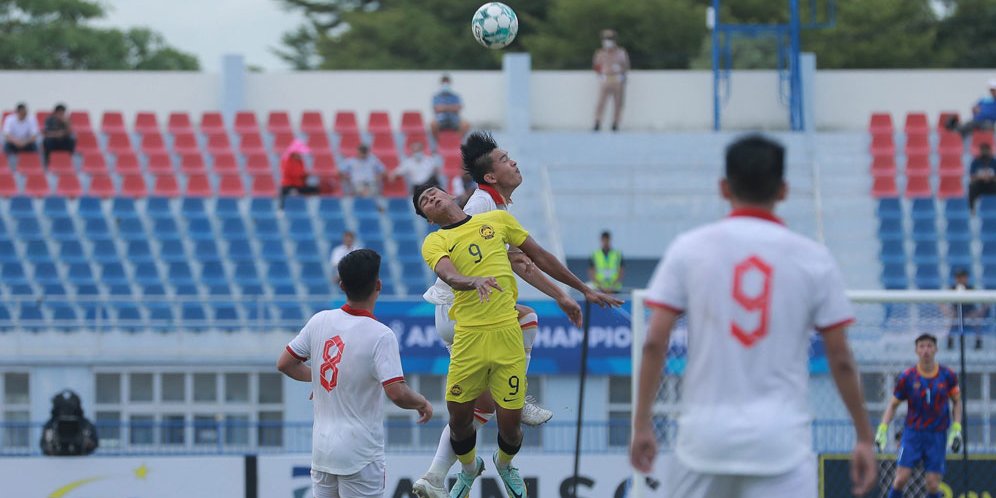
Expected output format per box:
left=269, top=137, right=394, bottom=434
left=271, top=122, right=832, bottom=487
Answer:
left=592, top=29, right=630, bottom=132
left=390, top=140, right=442, bottom=193
left=431, top=74, right=470, bottom=140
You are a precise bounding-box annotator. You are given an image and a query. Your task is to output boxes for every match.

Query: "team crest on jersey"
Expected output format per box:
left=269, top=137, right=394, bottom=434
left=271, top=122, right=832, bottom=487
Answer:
left=914, top=381, right=921, bottom=390
left=450, top=385, right=463, bottom=396
left=479, top=225, right=495, bottom=240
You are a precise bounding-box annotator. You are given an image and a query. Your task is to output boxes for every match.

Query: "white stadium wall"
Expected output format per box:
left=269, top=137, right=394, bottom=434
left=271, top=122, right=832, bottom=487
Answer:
left=0, top=68, right=991, bottom=131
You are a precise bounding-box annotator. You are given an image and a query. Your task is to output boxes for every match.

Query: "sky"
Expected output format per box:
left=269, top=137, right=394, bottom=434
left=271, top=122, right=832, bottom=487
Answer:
left=94, top=0, right=305, bottom=72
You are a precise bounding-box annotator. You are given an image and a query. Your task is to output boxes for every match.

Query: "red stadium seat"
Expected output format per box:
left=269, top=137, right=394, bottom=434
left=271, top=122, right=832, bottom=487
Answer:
left=206, top=133, right=232, bottom=154
left=251, top=173, right=277, bottom=197
left=870, top=133, right=895, bottom=156
left=338, top=132, right=361, bottom=157
left=234, top=111, right=259, bottom=135
left=382, top=176, right=407, bottom=198
left=904, top=112, right=929, bottom=135
left=114, top=153, right=141, bottom=175
left=47, top=152, right=75, bottom=175
left=367, top=111, right=391, bottom=134
left=120, top=174, right=148, bottom=198
left=871, top=173, right=898, bottom=198
left=81, top=153, right=108, bottom=175
left=153, top=174, right=181, bottom=197
left=179, top=153, right=206, bottom=175
left=239, top=132, right=266, bottom=155
left=75, top=131, right=100, bottom=155
left=307, top=132, right=331, bottom=152
left=200, top=112, right=226, bottom=135
left=437, top=131, right=462, bottom=151
left=244, top=153, right=271, bottom=175
left=300, top=111, right=326, bottom=135
left=312, top=152, right=338, bottom=176
left=0, top=153, right=5, bottom=169
left=272, top=132, right=295, bottom=153
left=938, top=172, right=965, bottom=198
left=938, top=131, right=962, bottom=155
left=971, top=130, right=995, bottom=156
left=172, top=133, right=201, bottom=155
left=267, top=111, right=293, bottom=134
left=101, top=111, right=127, bottom=135
left=69, top=111, right=92, bottom=133
left=869, top=113, right=893, bottom=135
left=334, top=111, right=359, bottom=135
left=105, top=132, right=133, bottom=155
left=371, top=132, right=396, bottom=155
left=146, top=152, right=174, bottom=175
left=400, top=111, right=425, bottom=136
left=140, top=132, right=167, bottom=155
left=379, top=150, right=399, bottom=171
left=16, top=153, right=44, bottom=174
left=55, top=174, right=82, bottom=198
left=185, top=174, right=212, bottom=197
left=36, top=110, right=51, bottom=127
left=904, top=172, right=932, bottom=198
left=0, top=169, right=16, bottom=197
left=939, top=153, right=963, bottom=173
left=404, top=132, right=430, bottom=154
left=442, top=151, right=463, bottom=177
left=217, top=174, right=245, bottom=197
left=937, top=111, right=959, bottom=132
left=167, top=112, right=193, bottom=134
left=87, top=173, right=115, bottom=198
left=23, top=173, right=50, bottom=197
left=134, top=112, right=159, bottom=135
left=904, top=154, right=930, bottom=174
left=211, top=152, right=238, bottom=174
left=904, top=133, right=930, bottom=158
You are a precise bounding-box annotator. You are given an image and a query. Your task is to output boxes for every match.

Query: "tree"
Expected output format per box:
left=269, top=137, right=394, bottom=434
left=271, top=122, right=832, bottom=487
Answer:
left=935, top=0, right=996, bottom=68
left=0, top=0, right=198, bottom=70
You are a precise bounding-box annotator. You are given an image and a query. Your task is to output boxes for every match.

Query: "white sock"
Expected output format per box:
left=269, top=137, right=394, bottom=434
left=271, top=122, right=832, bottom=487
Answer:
left=425, top=410, right=494, bottom=483
left=520, top=313, right=538, bottom=374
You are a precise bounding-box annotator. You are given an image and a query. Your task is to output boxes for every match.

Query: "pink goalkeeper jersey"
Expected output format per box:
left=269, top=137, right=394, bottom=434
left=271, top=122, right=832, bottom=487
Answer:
left=286, top=305, right=405, bottom=475
left=645, top=208, right=854, bottom=475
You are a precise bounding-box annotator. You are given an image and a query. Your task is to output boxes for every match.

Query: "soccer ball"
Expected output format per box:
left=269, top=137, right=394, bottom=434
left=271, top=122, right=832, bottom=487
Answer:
left=471, top=2, right=518, bottom=50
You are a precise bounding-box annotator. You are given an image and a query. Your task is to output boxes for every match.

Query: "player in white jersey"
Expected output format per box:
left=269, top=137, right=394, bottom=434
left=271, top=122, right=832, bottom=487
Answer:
left=278, top=249, right=432, bottom=498
left=413, top=132, right=584, bottom=498
left=629, top=135, right=876, bottom=498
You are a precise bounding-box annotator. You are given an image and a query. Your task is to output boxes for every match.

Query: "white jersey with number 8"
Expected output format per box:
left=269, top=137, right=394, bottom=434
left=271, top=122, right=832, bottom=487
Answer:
left=645, top=209, right=854, bottom=475
left=286, top=305, right=405, bottom=475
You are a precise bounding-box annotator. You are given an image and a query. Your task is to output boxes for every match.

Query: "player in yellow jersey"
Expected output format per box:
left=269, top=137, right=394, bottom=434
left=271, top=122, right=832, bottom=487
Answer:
left=415, top=183, right=621, bottom=498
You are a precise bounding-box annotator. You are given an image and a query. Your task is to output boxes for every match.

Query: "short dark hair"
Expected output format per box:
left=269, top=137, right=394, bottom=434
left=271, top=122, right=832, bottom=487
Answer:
left=914, top=333, right=937, bottom=346
left=725, top=134, right=785, bottom=204
left=15, top=103, right=26, bottom=112
left=412, top=183, right=436, bottom=220
left=338, top=249, right=380, bottom=301
left=462, top=131, right=498, bottom=184
left=601, top=230, right=611, bottom=239
left=53, top=104, right=66, bottom=113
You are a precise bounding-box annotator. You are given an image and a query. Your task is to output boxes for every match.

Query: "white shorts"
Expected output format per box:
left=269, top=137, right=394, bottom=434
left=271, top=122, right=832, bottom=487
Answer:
left=311, top=459, right=386, bottom=498
left=661, top=454, right=816, bottom=498
left=435, top=303, right=456, bottom=351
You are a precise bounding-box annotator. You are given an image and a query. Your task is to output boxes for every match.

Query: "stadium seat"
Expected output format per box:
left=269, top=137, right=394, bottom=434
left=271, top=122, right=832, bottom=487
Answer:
left=234, top=111, right=259, bottom=135
left=938, top=172, right=964, bottom=198
left=904, top=154, right=929, bottom=174
left=32, top=261, right=61, bottom=285
left=111, top=197, right=138, bottom=219
left=301, top=111, right=326, bottom=135
left=904, top=134, right=930, bottom=158
left=312, top=152, right=338, bottom=176
left=83, top=217, right=113, bottom=242
left=869, top=113, right=893, bottom=135
left=367, top=111, right=392, bottom=134
left=978, top=196, right=996, bottom=217
left=911, top=218, right=938, bottom=243
left=904, top=112, right=929, bottom=135
left=106, top=132, right=133, bottom=155
left=287, top=218, right=314, bottom=239
left=87, top=174, right=116, bottom=198
left=206, top=133, right=232, bottom=154
left=47, top=152, right=74, bottom=175
left=307, top=131, right=331, bottom=151
left=338, top=132, right=361, bottom=157
left=267, top=111, right=293, bottom=134
left=185, top=174, right=213, bottom=197
left=947, top=240, right=972, bottom=268
left=167, top=112, right=193, bottom=134
left=120, top=174, right=148, bottom=198
left=971, top=129, right=995, bottom=153
left=937, top=111, right=958, bottom=131
left=442, top=151, right=463, bottom=177
left=200, top=112, right=225, bottom=135
left=273, top=132, right=295, bottom=153
left=249, top=197, right=276, bottom=218
left=9, top=196, right=36, bottom=219
left=75, top=132, right=100, bottom=154
left=912, top=241, right=939, bottom=265
left=215, top=197, right=239, bottom=218
left=217, top=174, right=245, bottom=197
left=50, top=216, right=78, bottom=242
left=869, top=133, right=895, bottom=157
left=134, top=112, right=159, bottom=135
left=179, top=153, right=207, bottom=175
left=239, top=132, right=266, bottom=155
left=382, top=176, right=407, bottom=197
left=211, top=152, right=239, bottom=174
left=945, top=198, right=970, bottom=220
left=76, top=195, right=102, bottom=219
left=16, top=153, right=43, bottom=174
left=101, top=111, right=127, bottom=135
left=55, top=173, right=83, bottom=198
left=909, top=198, right=936, bottom=220
left=125, top=239, right=154, bottom=263
left=69, top=111, right=92, bottom=134
left=253, top=219, right=280, bottom=241
left=186, top=218, right=215, bottom=241
left=180, top=197, right=207, bottom=219
left=877, top=217, right=903, bottom=242
left=81, top=153, right=108, bottom=175
left=938, top=153, right=963, bottom=174
left=114, top=152, right=141, bottom=175
left=293, top=239, right=322, bottom=263
left=172, top=132, right=200, bottom=155
left=400, top=111, right=425, bottom=136
left=251, top=174, right=276, bottom=197
left=200, top=261, right=227, bottom=285
left=0, top=169, right=15, bottom=197
left=938, top=131, right=962, bottom=155
left=23, top=173, right=50, bottom=197
left=141, top=133, right=168, bottom=154
left=914, top=265, right=942, bottom=289
left=945, top=217, right=971, bottom=242
left=283, top=196, right=308, bottom=217
left=147, top=303, right=174, bottom=333
left=221, top=218, right=249, bottom=239
left=437, top=131, right=462, bottom=151
left=42, top=197, right=68, bottom=217
left=146, top=152, right=174, bottom=175
left=244, top=153, right=271, bottom=175
left=334, top=111, right=359, bottom=135
left=881, top=262, right=907, bottom=289
left=153, top=174, right=181, bottom=197
left=904, top=172, right=931, bottom=198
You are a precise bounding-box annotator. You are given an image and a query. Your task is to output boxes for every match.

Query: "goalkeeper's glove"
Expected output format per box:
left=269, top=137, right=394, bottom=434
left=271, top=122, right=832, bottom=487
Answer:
left=875, top=423, right=889, bottom=452
left=948, top=422, right=963, bottom=453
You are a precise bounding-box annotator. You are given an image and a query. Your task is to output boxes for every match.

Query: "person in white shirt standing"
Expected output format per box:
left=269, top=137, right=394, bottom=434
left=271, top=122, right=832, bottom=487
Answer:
left=278, top=248, right=432, bottom=498
left=3, top=103, right=40, bottom=155
left=390, top=141, right=442, bottom=192
left=329, top=230, right=362, bottom=284
left=630, top=135, right=876, bottom=498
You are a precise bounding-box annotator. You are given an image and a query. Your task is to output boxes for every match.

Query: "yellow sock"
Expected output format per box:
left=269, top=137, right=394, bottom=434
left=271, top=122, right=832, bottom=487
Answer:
left=456, top=447, right=477, bottom=473
left=497, top=447, right=515, bottom=466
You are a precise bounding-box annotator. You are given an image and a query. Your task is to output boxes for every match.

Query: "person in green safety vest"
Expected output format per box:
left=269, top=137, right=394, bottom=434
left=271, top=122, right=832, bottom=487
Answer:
left=588, top=230, right=624, bottom=293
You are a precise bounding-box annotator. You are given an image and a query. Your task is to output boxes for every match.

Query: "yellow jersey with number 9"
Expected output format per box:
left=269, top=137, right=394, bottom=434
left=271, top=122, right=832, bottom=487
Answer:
left=422, top=210, right=529, bottom=330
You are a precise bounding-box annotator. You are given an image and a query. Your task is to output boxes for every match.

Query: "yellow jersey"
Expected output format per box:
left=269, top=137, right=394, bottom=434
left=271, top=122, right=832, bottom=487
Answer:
left=421, top=210, right=529, bottom=330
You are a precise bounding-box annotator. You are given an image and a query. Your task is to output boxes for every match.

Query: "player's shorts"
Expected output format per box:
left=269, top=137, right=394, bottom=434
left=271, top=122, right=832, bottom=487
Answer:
left=311, top=459, right=386, bottom=498
left=898, top=428, right=947, bottom=474
left=661, top=453, right=816, bottom=498
left=434, top=303, right=457, bottom=351
left=446, top=324, right=526, bottom=410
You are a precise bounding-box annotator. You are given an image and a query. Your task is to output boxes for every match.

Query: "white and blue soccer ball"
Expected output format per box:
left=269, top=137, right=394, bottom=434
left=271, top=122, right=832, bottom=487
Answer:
left=471, top=2, right=518, bottom=50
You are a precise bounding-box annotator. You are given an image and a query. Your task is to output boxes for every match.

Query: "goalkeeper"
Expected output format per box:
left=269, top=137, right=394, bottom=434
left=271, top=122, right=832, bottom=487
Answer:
left=876, top=333, right=963, bottom=498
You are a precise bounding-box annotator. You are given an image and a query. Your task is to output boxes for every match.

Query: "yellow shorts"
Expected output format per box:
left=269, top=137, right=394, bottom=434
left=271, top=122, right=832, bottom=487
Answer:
left=446, top=324, right=526, bottom=410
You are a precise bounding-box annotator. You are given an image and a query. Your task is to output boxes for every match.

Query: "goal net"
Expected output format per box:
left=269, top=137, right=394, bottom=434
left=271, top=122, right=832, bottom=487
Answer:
left=628, top=289, right=996, bottom=498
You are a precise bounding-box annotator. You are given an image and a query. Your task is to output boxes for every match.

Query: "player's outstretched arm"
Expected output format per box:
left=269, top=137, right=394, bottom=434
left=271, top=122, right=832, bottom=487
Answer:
left=384, top=382, right=433, bottom=424
left=822, top=326, right=877, bottom=496
left=508, top=250, right=583, bottom=326
left=630, top=307, right=677, bottom=474
left=277, top=349, right=312, bottom=382
left=433, top=257, right=503, bottom=302
left=516, top=236, right=623, bottom=308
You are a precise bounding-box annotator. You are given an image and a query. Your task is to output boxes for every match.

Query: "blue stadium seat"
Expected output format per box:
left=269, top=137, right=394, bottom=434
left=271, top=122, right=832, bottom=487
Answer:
left=99, top=262, right=129, bottom=286
left=881, top=262, right=908, bottom=289
left=23, top=240, right=52, bottom=263
left=2, top=262, right=29, bottom=285
left=180, top=197, right=207, bottom=219
left=83, top=217, right=112, bottom=241
left=237, top=280, right=265, bottom=297
left=91, top=240, right=121, bottom=264
left=67, top=263, right=96, bottom=285
left=126, top=240, right=154, bottom=263
left=912, top=241, right=939, bottom=265
left=0, top=240, right=19, bottom=263
left=283, top=197, right=309, bottom=217
left=42, top=282, right=68, bottom=297
left=180, top=302, right=208, bottom=330
left=380, top=279, right=397, bottom=295
left=911, top=219, right=938, bottom=242
left=978, top=196, right=996, bottom=217
left=298, top=261, right=326, bottom=282
left=113, top=302, right=143, bottom=332
left=206, top=283, right=233, bottom=297
left=233, top=261, right=260, bottom=281
left=877, top=198, right=902, bottom=220
left=49, top=303, right=79, bottom=330
left=305, top=280, right=332, bottom=296
left=200, top=261, right=227, bottom=285
left=226, top=240, right=253, bottom=261
left=909, top=198, right=936, bottom=221
left=356, top=217, right=382, bottom=238
left=167, top=261, right=195, bottom=284
left=32, top=262, right=61, bottom=285
left=392, top=218, right=417, bottom=236
left=266, top=262, right=293, bottom=283
left=249, top=198, right=276, bottom=219
left=77, top=197, right=103, bottom=219
left=0, top=305, right=11, bottom=331
left=215, top=198, right=240, bottom=218
left=111, top=198, right=138, bottom=220
left=293, top=239, right=322, bottom=263
left=73, top=282, right=100, bottom=297
left=146, top=303, right=174, bottom=332
left=981, top=242, right=996, bottom=265
left=318, top=197, right=343, bottom=215
left=275, top=302, right=304, bottom=322
left=212, top=302, right=240, bottom=331
left=42, top=197, right=69, bottom=217
left=194, top=240, right=222, bottom=262
left=0, top=218, right=9, bottom=241
left=58, top=241, right=87, bottom=264
left=15, top=218, right=43, bottom=240
left=364, top=239, right=386, bottom=255
left=221, top=218, right=248, bottom=239
left=353, top=197, right=378, bottom=215
left=271, top=282, right=298, bottom=296
left=322, top=217, right=348, bottom=237
left=945, top=218, right=971, bottom=242
left=880, top=240, right=905, bottom=265
left=18, top=303, right=45, bottom=331
left=186, top=218, right=214, bottom=241
left=5, top=281, right=35, bottom=297
left=287, top=218, right=314, bottom=239
left=980, top=219, right=996, bottom=242
left=395, top=236, right=420, bottom=256
left=253, top=218, right=282, bottom=240
left=914, top=265, right=942, bottom=289
left=115, top=218, right=146, bottom=241
left=107, top=283, right=133, bottom=298
left=944, top=198, right=970, bottom=221
left=50, top=217, right=77, bottom=242
left=8, top=196, right=35, bottom=219
left=145, top=197, right=173, bottom=221
left=877, top=217, right=903, bottom=239
left=260, top=240, right=287, bottom=262
left=158, top=239, right=187, bottom=263
left=947, top=240, right=972, bottom=268
left=140, top=283, right=167, bottom=297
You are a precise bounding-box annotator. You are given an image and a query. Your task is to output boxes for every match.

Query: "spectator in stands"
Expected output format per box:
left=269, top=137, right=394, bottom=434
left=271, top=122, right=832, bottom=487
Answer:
left=430, top=74, right=470, bottom=140
left=341, top=144, right=385, bottom=198
left=945, top=79, right=996, bottom=137
left=279, top=139, right=319, bottom=209
left=969, top=143, right=996, bottom=212
left=592, top=29, right=630, bottom=132
left=389, top=141, right=441, bottom=192
left=42, top=103, right=75, bottom=163
left=2, top=102, right=40, bottom=155
left=944, top=268, right=987, bottom=350
left=588, top=230, right=624, bottom=293
left=451, top=172, right=477, bottom=208
left=329, top=230, right=362, bottom=284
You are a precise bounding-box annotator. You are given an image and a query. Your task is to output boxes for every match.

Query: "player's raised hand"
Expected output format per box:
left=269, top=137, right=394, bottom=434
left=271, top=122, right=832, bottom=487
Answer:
left=629, top=425, right=658, bottom=474
left=470, top=276, right=503, bottom=302
left=415, top=398, right=433, bottom=424
left=850, top=441, right=877, bottom=496
left=556, top=294, right=583, bottom=327
left=583, top=288, right=624, bottom=308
